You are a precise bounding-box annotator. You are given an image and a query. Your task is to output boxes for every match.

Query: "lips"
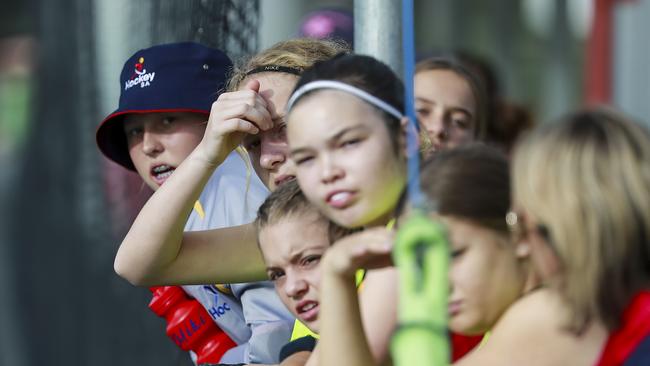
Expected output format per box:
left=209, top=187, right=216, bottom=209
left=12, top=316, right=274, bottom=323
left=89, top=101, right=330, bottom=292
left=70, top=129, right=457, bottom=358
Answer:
left=295, top=300, right=319, bottom=322
left=274, top=174, right=295, bottom=187
left=325, top=190, right=357, bottom=209
left=448, top=300, right=462, bottom=316
left=150, top=164, right=176, bottom=186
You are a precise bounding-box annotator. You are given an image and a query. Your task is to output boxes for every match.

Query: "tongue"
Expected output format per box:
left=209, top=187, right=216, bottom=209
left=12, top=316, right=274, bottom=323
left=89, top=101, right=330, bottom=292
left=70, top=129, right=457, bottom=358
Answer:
left=330, top=192, right=351, bottom=206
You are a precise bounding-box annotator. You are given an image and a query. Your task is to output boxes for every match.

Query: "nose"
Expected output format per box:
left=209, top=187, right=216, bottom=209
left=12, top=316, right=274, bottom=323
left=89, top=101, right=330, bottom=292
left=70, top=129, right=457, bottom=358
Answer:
left=259, top=137, right=286, bottom=170
left=141, top=129, right=163, bottom=156
left=425, top=110, right=447, bottom=142
left=319, top=154, right=344, bottom=184
left=284, top=271, right=308, bottom=299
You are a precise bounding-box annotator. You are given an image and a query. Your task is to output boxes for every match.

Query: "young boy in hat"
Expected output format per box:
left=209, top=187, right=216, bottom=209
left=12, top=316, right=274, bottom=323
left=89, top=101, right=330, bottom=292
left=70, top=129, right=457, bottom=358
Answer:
left=96, top=42, right=294, bottom=364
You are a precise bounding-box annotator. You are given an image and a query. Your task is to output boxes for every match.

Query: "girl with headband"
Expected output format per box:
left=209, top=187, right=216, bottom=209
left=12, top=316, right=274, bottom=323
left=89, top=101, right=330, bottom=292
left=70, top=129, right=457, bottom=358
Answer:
left=283, top=53, right=410, bottom=365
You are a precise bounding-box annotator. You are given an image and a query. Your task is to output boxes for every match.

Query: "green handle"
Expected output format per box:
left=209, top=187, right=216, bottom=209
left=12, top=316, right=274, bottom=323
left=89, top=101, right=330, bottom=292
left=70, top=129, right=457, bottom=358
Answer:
left=391, top=211, right=450, bottom=365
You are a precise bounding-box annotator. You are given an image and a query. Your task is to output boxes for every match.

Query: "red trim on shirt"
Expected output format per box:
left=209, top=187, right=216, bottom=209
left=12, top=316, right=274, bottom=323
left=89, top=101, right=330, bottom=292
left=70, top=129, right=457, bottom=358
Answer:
left=596, top=291, right=650, bottom=365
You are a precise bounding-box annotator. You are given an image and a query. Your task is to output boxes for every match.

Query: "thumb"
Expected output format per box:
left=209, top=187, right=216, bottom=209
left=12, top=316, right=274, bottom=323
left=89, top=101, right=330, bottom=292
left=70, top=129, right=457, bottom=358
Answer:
left=244, top=78, right=261, bottom=93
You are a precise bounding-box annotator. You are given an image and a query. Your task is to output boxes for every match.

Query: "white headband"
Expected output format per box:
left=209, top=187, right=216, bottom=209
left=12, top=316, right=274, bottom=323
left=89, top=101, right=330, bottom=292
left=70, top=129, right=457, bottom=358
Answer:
left=286, top=80, right=404, bottom=120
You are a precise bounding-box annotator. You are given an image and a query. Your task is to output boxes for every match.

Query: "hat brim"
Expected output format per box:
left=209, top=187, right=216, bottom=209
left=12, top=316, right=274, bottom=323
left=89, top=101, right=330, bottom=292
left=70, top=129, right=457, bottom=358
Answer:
left=96, top=108, right=209, bottom=171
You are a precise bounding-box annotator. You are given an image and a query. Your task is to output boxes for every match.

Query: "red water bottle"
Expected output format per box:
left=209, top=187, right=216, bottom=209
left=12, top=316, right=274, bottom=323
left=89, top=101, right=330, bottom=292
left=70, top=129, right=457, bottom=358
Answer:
left=149, top=286, right=237, bottom=364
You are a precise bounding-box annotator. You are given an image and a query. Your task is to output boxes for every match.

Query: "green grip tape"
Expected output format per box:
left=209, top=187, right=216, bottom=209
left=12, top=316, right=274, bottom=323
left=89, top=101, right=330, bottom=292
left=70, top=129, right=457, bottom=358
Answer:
left=391, top=211, right=450, bottom=366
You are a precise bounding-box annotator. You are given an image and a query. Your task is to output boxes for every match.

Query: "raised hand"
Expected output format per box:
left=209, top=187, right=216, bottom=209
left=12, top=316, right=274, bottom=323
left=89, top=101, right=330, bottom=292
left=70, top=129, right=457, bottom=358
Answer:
left=197, top=79, right=274, bottom=166
left=322, top=227, right=395, bottom=278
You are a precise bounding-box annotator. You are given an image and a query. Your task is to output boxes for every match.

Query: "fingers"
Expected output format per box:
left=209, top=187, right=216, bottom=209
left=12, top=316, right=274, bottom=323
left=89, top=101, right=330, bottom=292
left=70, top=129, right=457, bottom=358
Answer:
left=350, top=239, right=392, bottom=257
left=218, top=118, right=260, bottom=136
left=210, top=88, right=273, bottom=131
left=216, top=102, right=272, bottom=132
left=243, top=78, right=261, bottom=93
left=324, top=229, right=395, bottom=276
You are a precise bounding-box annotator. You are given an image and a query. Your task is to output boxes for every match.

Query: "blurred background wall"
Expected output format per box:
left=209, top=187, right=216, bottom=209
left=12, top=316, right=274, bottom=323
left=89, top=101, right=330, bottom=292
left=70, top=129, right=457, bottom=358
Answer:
left=0, top=0, right=647, bottom=365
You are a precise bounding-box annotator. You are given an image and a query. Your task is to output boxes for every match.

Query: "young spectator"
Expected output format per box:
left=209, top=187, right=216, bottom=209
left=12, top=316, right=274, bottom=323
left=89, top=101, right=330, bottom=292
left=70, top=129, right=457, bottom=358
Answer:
left=512, top=108, right=650, bottom=365
left=284, top=53, right=409, bottom=365
left=96, top=42, right=293, bottom=364
left=255, top=180, right=354, bottom=364
left=414, top=58, right=487, bottom=155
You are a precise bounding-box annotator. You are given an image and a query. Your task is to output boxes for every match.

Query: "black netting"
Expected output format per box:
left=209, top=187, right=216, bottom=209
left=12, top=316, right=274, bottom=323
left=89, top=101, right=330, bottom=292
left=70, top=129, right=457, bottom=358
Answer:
left=149, top=0, right=259, bottom=60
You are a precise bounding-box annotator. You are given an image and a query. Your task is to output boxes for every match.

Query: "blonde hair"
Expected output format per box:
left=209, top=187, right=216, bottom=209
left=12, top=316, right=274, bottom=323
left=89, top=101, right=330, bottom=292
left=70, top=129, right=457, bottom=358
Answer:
left=228, top=38, right=348, bottom=202
left=226, top=38, right=349, bottom=92
left=512, top=107, right=650, bottom=331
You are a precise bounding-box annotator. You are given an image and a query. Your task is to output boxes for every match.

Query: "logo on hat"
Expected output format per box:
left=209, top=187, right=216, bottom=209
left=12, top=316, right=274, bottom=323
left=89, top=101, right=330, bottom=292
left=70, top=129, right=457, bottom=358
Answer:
left=125, top=56, right=156, bottom=91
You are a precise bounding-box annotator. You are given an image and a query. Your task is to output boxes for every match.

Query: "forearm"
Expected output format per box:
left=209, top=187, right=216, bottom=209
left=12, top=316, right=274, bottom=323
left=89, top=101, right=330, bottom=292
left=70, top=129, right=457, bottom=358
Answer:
left=319, top=271, right=376, bottom=366
left=280, top=351, right=311, bottom=366
left=114, top=149, right=220, bottom=285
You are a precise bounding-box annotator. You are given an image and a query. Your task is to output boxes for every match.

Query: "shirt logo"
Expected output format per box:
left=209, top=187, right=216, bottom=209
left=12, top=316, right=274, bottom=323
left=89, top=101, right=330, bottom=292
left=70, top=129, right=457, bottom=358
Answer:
left=124, top=56, right=156, bottom=90
left=203, top=285, right=232, bottom=319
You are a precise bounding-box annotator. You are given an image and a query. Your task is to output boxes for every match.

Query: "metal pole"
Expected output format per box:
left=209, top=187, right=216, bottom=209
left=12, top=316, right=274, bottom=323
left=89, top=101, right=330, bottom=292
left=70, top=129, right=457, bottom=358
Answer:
left=613, top=0, right=650, bottom=128
left=354, top=0, right=403, bottom=79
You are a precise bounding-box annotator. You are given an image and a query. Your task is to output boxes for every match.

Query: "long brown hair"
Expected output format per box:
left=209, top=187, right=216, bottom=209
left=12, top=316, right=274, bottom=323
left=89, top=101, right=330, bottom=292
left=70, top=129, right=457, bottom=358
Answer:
left=420, top=143, right=510, bottom=233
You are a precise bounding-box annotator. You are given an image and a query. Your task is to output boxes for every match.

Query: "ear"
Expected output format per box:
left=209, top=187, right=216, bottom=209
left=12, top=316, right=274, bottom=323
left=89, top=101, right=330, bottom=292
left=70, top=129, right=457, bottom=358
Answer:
left=398, top=116, right=409, bottom=156
left=399, top=116, right=416, bottom=158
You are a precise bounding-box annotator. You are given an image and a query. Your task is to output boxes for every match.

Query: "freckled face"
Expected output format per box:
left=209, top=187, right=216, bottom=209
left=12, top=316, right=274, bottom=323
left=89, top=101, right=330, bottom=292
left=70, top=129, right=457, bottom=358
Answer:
left=288, top=90, right=406, bottom=228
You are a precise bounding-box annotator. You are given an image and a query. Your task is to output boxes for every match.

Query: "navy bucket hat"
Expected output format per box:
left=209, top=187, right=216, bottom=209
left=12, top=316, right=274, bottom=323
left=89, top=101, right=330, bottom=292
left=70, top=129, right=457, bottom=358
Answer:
left=96, top=42, right=233, bottom=170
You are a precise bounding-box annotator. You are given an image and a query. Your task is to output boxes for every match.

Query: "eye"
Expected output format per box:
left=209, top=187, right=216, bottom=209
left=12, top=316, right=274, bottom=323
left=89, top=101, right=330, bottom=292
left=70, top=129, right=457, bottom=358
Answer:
left=244, top=137, right=261, bottom=151
left=302, top=255, right=321, bottom=268
left=161, top=116, right=176, bottom=125
left=416, top=107, right=430, bottom=118
left=447, top=112, right=472, bottom=130
left=340, top=137, right=361, bottom=149
left=125, top=126, right=143, bottom=139
left=293, top=155, right=314, bottom=166
left=267, top=269, right=285, bottom=281
left=451, top=118, right=469, bottom=129
left=451, top=247, right=466, bottom=259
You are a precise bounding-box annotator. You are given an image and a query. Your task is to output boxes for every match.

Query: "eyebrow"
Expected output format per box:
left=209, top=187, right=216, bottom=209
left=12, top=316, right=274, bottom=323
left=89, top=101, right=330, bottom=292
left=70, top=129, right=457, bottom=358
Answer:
left=265, top=265, right=280, bottom=273
left=290, top=124, right=366, bottom=156
left=415, top=97, right=473, bottom=117
left=264, top=251, right=305, bottom=271
left=415, top=96, right=434, bottom=105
